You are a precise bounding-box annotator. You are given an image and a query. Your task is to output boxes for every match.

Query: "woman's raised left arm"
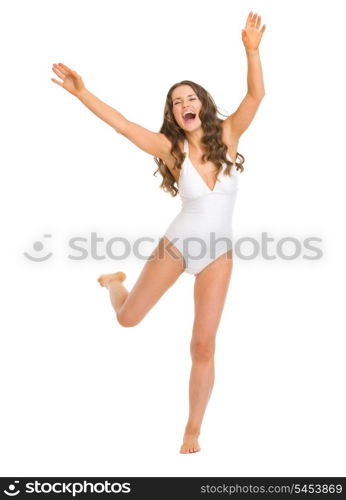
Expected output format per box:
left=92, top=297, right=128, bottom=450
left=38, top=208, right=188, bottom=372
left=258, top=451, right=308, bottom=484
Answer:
left=223, top=12, right=266, bottom=139
left=242, top=11, right=266, bottom=98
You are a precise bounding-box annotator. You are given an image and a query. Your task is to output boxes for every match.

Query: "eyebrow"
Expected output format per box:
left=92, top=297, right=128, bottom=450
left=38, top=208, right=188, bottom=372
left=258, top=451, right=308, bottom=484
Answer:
left=172, top=94, right=196, bottom=102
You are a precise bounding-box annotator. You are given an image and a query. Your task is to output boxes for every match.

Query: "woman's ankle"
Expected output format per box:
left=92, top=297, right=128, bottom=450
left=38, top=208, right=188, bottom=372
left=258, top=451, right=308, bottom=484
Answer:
left=184, top=424, right=200, bottom=436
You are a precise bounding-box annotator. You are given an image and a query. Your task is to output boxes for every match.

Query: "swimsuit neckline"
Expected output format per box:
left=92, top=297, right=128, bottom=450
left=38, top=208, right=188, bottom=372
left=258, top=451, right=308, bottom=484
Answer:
left=182, top=139, right=235, bottom=193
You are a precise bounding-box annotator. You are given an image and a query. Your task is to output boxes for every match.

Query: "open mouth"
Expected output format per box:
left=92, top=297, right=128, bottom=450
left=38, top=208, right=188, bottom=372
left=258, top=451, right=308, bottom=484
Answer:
left=183, top=112, right=196, bottom=124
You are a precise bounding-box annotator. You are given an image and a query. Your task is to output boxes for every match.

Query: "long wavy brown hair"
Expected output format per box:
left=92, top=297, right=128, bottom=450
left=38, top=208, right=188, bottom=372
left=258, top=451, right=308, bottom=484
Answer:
left=153, top=80, right=245, bottom=197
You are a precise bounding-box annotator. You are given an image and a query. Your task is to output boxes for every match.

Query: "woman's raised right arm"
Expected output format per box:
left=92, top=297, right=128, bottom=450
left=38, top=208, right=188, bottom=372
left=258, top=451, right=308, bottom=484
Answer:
left=51, top=63, right=127, bottom=133
left=77, top=87, right=128, bottom=133
left=51, top=62, right=172, bottom=159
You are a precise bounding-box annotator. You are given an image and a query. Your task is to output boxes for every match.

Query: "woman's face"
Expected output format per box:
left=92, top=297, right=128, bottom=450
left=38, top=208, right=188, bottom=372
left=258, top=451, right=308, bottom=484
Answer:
left=171, top=85, right=202, bottom=131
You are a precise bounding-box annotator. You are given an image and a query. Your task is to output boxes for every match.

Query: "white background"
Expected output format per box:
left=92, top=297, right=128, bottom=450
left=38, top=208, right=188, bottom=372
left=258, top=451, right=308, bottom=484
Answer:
left=1, top=0, right=345, bottom=477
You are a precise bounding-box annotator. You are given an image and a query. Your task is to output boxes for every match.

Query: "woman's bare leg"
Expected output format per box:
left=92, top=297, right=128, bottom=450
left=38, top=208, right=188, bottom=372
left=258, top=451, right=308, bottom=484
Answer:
left=180, top=250, right=233, bottom=454
left=98, top=236, right=185, bottom=326
left=98, top=271, right=128, bottom=313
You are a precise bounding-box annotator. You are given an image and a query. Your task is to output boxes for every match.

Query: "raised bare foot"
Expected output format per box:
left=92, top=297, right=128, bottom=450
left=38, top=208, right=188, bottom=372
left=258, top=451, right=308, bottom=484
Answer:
left=179, top=430, right=201, bottom=454
left=97, top=271, right=127, bottom=289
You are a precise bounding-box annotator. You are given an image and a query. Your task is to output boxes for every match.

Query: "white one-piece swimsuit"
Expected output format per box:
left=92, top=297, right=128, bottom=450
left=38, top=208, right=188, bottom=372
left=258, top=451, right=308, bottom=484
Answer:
left=163, top=138, right=240, bottom=276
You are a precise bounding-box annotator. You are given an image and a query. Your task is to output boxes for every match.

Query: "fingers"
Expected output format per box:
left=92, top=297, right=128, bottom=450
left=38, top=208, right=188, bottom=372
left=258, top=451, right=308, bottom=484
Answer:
left=52, top=64, right=63, bottom=74
left=52, top=65, right=65, bottom=81
left=245, top=11, right=252, bottom=28
left=51, top=78, right=63, bottom=87
left=52, top=62, right=78, bottom=80
left=52, top=62, right=72, bottom=76
left=58, top=62, right=78, bottom=77
left=57, top=62, right=71, bottom=73
left=245, top=11, right=265, bottom=32
left=53, top=62, right=81, bottom=82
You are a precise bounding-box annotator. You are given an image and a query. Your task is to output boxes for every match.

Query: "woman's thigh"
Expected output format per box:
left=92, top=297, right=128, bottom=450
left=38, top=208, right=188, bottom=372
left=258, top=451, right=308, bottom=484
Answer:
left=118, top=236, right=185, bottom=325
left=191, top=250, right=233, bottom=346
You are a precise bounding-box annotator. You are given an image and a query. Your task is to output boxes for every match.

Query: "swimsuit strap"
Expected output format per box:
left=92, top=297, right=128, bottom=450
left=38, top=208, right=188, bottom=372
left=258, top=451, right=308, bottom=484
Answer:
left=183, top=138, right=189, bottom=156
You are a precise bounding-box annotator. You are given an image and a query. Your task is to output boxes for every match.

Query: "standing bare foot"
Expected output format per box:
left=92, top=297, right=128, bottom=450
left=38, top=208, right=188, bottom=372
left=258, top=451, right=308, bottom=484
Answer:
left=179, top=429, right=201, bottom=454
left=97, top=271, right=127, bottom=289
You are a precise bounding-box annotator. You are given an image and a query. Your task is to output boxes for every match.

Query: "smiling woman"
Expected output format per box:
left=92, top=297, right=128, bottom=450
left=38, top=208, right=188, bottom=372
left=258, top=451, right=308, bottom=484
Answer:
left=174, top=94, right=197, bottom=124
left=182, top=111, right=196, bottom=123
left=51, top=9, right=266, bottom=455
left=153, top=80, right=245, bottom=197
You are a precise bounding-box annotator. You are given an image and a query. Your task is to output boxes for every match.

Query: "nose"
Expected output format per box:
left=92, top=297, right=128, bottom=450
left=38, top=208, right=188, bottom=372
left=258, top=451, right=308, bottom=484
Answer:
left=182, top=103, right=193, bottom=112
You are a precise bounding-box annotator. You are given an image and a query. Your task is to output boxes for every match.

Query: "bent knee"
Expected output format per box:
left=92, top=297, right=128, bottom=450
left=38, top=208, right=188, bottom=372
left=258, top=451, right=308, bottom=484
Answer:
left=116, top=310, right=141, bottom=328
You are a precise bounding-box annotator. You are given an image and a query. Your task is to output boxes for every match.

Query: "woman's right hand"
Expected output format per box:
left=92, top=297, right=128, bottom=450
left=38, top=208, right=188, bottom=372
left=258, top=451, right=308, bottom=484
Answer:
left=51, top=63, right=86, bottom=97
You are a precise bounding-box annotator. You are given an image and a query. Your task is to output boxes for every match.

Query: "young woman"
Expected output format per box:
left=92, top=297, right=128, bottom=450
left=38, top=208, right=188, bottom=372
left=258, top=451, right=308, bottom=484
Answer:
left=51, top=11, right=266, bottom=454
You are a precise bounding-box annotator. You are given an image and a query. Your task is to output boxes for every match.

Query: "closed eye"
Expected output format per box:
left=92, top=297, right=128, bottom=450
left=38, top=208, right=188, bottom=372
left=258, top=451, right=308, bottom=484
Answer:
left=173, top=98, right=197, bottom=105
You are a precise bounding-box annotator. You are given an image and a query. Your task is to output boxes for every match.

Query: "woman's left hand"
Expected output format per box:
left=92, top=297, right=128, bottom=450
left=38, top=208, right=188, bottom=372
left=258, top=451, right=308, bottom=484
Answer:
left=242, top=11, right=266, bottom=50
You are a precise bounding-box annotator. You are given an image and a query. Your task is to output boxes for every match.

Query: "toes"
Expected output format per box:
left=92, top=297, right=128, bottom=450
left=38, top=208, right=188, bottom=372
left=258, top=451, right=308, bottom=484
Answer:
left=97, top=272, right=126, bottom=286
left=116, top=272, right=126, bottom=282
left=180, top=441, right=201, bottom=453
left=180, top=438, right=201, bottom=454
left=180, top=443, right=191, bottom=454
